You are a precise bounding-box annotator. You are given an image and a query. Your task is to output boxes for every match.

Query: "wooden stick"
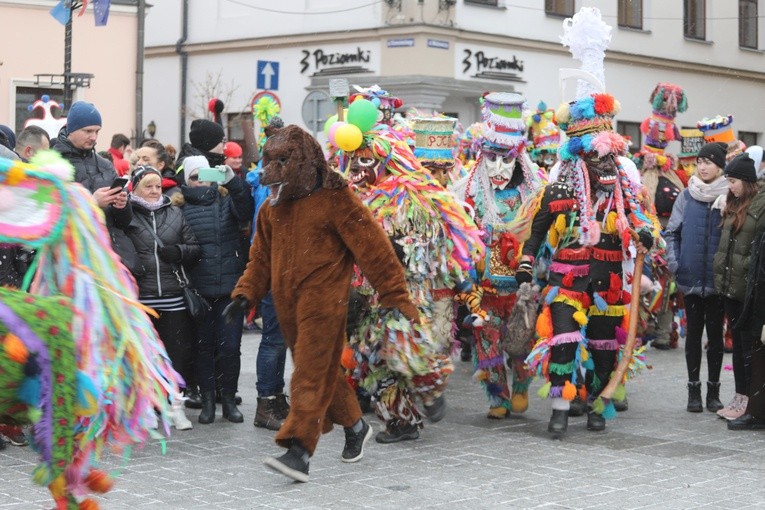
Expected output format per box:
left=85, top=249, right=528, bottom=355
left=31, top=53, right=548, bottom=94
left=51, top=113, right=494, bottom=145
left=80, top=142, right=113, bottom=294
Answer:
left=599, top=231, right=645, bottom=400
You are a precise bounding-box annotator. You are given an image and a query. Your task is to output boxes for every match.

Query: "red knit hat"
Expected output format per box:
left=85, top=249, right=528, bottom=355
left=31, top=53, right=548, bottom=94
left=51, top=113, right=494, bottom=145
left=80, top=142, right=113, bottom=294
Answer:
left=223, top=141, right=242, bottom=158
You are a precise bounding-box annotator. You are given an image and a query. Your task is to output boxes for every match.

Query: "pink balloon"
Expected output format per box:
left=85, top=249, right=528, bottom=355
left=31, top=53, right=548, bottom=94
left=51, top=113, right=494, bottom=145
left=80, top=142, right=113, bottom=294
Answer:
left=328, top=121, right=345, bottom=147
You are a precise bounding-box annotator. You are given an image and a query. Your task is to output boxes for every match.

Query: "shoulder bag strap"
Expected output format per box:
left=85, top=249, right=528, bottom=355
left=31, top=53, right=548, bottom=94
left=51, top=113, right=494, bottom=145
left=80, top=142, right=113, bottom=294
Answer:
left=134, top=210, right=188, bottom=287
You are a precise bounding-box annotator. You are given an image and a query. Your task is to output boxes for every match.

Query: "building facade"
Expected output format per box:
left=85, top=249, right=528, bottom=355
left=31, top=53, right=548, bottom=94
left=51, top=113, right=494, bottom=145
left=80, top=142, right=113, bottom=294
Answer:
left=144, top=0, right=765, bottom=150
left=0, top=0, right=140, bottom=146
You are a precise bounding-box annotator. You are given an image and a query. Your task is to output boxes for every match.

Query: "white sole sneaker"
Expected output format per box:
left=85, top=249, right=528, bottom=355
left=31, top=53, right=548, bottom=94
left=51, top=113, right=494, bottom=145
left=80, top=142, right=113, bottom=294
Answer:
left=342, top=422, right=373, bottom=463
left=264, top=456, right=309, bottom=483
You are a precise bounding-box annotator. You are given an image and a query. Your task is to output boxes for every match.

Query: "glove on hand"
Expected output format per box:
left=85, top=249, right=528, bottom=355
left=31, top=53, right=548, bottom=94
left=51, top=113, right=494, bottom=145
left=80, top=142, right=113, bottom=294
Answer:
left=515, top=260, right=533, bottom=285
left=158, top=245, right=182, bottom=263
left=223, top=296, right=250, bottom=324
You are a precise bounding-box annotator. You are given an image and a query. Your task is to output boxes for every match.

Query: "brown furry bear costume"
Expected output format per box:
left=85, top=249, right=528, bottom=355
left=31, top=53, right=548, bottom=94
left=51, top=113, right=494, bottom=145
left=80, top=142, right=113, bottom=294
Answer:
left=231, top=124, right=418, bottom=478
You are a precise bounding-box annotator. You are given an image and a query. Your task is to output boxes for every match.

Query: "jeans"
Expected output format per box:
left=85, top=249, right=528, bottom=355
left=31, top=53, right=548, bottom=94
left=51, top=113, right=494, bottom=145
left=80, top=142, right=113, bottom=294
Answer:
left=256, top=291, right=287, bottom=397
left=195, top=296, right=243, bottom=394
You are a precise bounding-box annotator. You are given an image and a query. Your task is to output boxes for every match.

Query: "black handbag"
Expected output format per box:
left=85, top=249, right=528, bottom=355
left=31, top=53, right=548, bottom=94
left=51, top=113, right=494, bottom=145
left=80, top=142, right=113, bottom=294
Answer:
left=135, top=213, right=211, bottom=321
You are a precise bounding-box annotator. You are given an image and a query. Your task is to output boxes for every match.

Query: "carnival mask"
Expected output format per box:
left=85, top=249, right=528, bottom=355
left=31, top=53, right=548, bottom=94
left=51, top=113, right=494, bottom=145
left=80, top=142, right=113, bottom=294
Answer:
left=542, top=152, right=557, bottom=169
left=423, top=162, right=454, bottom=187
left=348, top=147, right=383, bottom=190
left=261, top=124, right=346, bottom=206
left=482, top=149, right=519, bottom=190
left=584, top=152, right=618, bottom=191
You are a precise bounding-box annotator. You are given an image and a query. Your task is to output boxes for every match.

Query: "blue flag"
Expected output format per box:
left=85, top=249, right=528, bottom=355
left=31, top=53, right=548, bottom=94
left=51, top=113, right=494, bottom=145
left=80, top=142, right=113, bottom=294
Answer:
left=50, top=0, right=70, bottom=26
left=94, top=0, right=111, bottom=26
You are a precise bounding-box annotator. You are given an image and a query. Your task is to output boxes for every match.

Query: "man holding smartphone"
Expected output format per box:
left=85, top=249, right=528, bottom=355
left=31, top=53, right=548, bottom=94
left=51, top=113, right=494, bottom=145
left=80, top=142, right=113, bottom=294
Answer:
left=54, top=101, right=135, bottom=269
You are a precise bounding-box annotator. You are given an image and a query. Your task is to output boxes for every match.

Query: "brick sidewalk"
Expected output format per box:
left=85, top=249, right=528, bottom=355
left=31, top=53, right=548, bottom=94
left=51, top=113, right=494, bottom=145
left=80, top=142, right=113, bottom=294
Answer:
left=2, top=332, right=764, bottom=509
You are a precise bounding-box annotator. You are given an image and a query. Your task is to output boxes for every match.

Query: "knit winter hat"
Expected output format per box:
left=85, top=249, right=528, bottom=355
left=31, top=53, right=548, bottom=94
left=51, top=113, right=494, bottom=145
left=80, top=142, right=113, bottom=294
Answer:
left=745, top=145, right=764, bottom=179
left=697, top=142, right=727, bottom=170
left=181, top=155, right=210, bottom=185
left=66, top=101, right=102, bottom=133
left=724, top=154, right=757, bottom=183
left=223, top=141, right=242, bottom=158
left=131, top=165, right=162, bottom=190
left=189, top=119, right=225, bottom=152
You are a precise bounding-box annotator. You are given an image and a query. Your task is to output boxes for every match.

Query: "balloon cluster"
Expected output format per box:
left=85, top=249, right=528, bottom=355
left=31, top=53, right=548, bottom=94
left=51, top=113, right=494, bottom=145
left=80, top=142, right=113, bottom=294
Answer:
left=323, top=97, right=380, bottom=152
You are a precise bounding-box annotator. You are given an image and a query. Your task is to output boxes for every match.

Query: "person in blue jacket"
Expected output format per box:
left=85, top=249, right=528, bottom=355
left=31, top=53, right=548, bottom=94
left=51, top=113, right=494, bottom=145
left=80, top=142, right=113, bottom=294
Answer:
left=665, top=142, right=729, bottom=414
left=246, top=159, right=290, bottom=430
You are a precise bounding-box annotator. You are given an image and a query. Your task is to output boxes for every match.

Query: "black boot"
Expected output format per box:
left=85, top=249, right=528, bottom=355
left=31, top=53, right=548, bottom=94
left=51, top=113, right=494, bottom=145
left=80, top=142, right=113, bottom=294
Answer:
left=687, top=381, right=703, bottom=413
left=264, top=441, right=310, bottom=483
left=548, top=409, right=568, bottom=437
left=586, top=411, right=606, bottom=431
left=222, top=392, right=244, bottom=423
left=706, top=382, right=723, bottom=412
left=198, top=391, right=216, bottom=424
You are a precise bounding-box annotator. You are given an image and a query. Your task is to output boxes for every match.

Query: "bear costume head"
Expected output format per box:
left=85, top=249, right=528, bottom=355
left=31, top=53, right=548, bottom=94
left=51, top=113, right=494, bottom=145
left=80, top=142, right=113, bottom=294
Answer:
left=261, top=124, right=347, bottom=205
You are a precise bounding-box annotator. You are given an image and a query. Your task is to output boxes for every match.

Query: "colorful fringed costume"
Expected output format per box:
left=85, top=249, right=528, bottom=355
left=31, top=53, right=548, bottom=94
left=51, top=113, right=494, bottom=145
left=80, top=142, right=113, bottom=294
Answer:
left=632, top=83, right=688, bottom=349
left=0, top=152, right=182, bottom=509
left=519, top=7, right=656, bottom=435
left=522, top=93, right=656, bottom=429
left=527, top=101, right=561, bottom=172
left=341, top=130, right=484, bottom=433
left=451, top=92, right=546, bottom=419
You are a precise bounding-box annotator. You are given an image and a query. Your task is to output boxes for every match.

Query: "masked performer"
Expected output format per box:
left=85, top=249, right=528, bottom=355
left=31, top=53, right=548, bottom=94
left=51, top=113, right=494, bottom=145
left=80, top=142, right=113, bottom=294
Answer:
left=451, top=92, right=546, bottom=419
left=340, top=129, right=484, bottom=443
left=518, top=7, right=657, bottom=438
left=528, top=101, right=562, bottom=173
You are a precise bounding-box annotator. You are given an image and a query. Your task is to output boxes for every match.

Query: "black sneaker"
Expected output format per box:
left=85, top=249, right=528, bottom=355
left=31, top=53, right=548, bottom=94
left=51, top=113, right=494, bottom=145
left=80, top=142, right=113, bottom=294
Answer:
left=548, top=409, right=568, bottom=437
left=423, top=395, right=447, bottom=423
left=342, top=419, right=373, bottom=463
left=375, top=421, right=420, bottom=444
left=614, top=398, right=628, bottom=412
left=184, top=388, right=203, bottom=410
left=264, top=443, right=310, bottom=483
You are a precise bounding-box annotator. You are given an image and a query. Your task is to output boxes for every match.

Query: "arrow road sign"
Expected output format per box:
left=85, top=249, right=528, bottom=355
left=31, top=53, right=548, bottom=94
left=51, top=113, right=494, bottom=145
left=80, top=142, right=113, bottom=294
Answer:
left=257, top=60, right=279, bottom=90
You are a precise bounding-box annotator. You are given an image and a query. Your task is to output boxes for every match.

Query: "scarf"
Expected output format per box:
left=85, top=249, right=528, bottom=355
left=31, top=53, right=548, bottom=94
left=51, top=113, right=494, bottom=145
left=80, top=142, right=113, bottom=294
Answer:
left=687, top=175, right=728, bottom=206
left=129, top=194, right=165, bottom=211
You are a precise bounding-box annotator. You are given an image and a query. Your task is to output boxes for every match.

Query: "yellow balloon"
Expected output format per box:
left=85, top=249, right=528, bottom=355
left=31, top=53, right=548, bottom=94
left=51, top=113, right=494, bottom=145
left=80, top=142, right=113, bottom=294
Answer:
left=334, top=123, right=363, bottom=152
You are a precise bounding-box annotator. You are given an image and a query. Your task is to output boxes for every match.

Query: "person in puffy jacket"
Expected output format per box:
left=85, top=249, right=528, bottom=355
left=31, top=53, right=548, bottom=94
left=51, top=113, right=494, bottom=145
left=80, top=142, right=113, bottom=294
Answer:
left=665, top=142, right=729, bottom=413
left=125, top=166, right=201, bottom=430
left=172, top=155, right=253, bottom=425
left=713, top=154, right=765, bottom=421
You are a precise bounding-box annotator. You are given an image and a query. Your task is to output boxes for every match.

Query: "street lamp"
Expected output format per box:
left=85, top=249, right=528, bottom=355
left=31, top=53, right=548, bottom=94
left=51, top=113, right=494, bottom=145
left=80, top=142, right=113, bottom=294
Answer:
left=147, top=120, right=156, bottom=138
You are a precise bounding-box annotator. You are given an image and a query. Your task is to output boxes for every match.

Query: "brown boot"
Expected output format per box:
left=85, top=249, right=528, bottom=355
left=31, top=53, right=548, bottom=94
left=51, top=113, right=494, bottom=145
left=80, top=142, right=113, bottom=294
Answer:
left=254, top=396, right=284, bottom=431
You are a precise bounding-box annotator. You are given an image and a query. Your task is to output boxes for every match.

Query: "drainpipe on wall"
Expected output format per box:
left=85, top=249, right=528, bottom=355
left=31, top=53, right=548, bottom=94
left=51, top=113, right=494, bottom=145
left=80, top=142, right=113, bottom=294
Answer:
left=176, top=0, right=189, bottom=146
left=135, top=0, right=145, bottom=145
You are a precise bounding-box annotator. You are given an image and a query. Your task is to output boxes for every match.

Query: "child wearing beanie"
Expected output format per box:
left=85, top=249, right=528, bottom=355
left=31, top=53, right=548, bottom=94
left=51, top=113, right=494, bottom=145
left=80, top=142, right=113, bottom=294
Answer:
left=714, top=153, right=765, bottom=423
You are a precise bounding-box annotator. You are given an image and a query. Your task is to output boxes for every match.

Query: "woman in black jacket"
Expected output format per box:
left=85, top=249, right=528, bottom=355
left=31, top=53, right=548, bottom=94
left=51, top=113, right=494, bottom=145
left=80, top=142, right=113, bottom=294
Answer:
left=172, top=155, right=254, bottom=424
left=125, top=166, right=201, bottom=430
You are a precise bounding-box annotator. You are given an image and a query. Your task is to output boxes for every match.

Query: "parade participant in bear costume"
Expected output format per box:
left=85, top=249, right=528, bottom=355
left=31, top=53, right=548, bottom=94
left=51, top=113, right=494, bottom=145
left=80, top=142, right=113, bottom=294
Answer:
left=227, top=124, right=419, bottom=483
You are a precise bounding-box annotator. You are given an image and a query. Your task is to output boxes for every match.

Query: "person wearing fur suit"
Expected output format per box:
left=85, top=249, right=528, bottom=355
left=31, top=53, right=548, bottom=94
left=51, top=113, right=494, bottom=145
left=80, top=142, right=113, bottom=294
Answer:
left=518, top=92, right=658, bottom=438
left=227, top=124, right=419, bottom=482
left=340, top=129, right=484, bottom=444
left=451, top=92, right=546, bottom=419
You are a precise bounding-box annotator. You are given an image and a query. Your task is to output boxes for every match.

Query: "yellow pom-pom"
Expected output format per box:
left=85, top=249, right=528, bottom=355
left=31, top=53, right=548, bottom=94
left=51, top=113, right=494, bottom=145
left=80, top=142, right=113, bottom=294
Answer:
left=579, top=346, right=589, bottom=362
left=613, top=99, right=622, bottom=114
left=48, top=474, right=67, bottom=498
left=562, top=380, right=577, bottom=401
left=613, top=384, right=627, bottom=402
left=556, top=103, right=571, bottom=124
left=511, top=392, right=529, bottom=413
left=548, top=224, right=559, bottom=248
left=537, top=381, right=552, bottom=399
left=5, top=166, right=25, bottom=186
left=573, top=310, right=588, bottom=326
left=3, top=333, right=28, bottom=364
left=604, top=211, right=618, bottom=234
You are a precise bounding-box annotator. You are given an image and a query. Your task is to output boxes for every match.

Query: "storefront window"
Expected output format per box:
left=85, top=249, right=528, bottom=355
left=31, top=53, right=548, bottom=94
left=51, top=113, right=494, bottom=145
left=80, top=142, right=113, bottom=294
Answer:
left=618, top=0, right=643, bottom=30
left=739, top=0, right=758, bottom=49
left=465, top=0, right=499, bottom=5
left=545, top=0, right=575, bottom=17
left=739, top=131, right=758, bottom=148
left=14, top=86, right=64, bottom=134
left=684, top=0, right=706, bottom=40
left=616, top=121, right=641, bottom=154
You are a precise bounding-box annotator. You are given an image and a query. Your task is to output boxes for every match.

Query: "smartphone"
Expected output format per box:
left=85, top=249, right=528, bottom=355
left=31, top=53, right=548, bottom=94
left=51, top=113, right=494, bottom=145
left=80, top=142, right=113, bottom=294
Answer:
left=110, top=177, right=129, bottom=190
left=197, top=167, right=226, bottom=183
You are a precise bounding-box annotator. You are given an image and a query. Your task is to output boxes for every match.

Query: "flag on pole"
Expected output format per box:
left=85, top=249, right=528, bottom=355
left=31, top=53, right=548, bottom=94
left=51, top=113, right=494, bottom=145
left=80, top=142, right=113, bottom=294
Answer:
left=93, top=0, right=111, bottom=26
left=49, top=0, right=70, bottom=25
left=78, top=0, right=89, bottom=17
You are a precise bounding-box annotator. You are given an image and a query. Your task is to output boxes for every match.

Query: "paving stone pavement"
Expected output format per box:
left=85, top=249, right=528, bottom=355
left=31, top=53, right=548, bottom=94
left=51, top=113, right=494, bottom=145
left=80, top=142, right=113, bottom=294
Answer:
left=2, top=331, right=765, bottom=509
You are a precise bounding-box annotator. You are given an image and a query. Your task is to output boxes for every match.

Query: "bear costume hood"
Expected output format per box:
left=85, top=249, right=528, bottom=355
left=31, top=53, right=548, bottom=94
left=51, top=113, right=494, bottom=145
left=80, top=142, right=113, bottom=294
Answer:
left=261, top=124, right=346, bottom=205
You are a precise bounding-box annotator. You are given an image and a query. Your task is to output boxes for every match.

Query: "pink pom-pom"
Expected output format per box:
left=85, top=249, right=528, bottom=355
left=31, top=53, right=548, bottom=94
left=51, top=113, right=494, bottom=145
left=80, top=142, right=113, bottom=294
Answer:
left=591, top=131, right=627, bottom=157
